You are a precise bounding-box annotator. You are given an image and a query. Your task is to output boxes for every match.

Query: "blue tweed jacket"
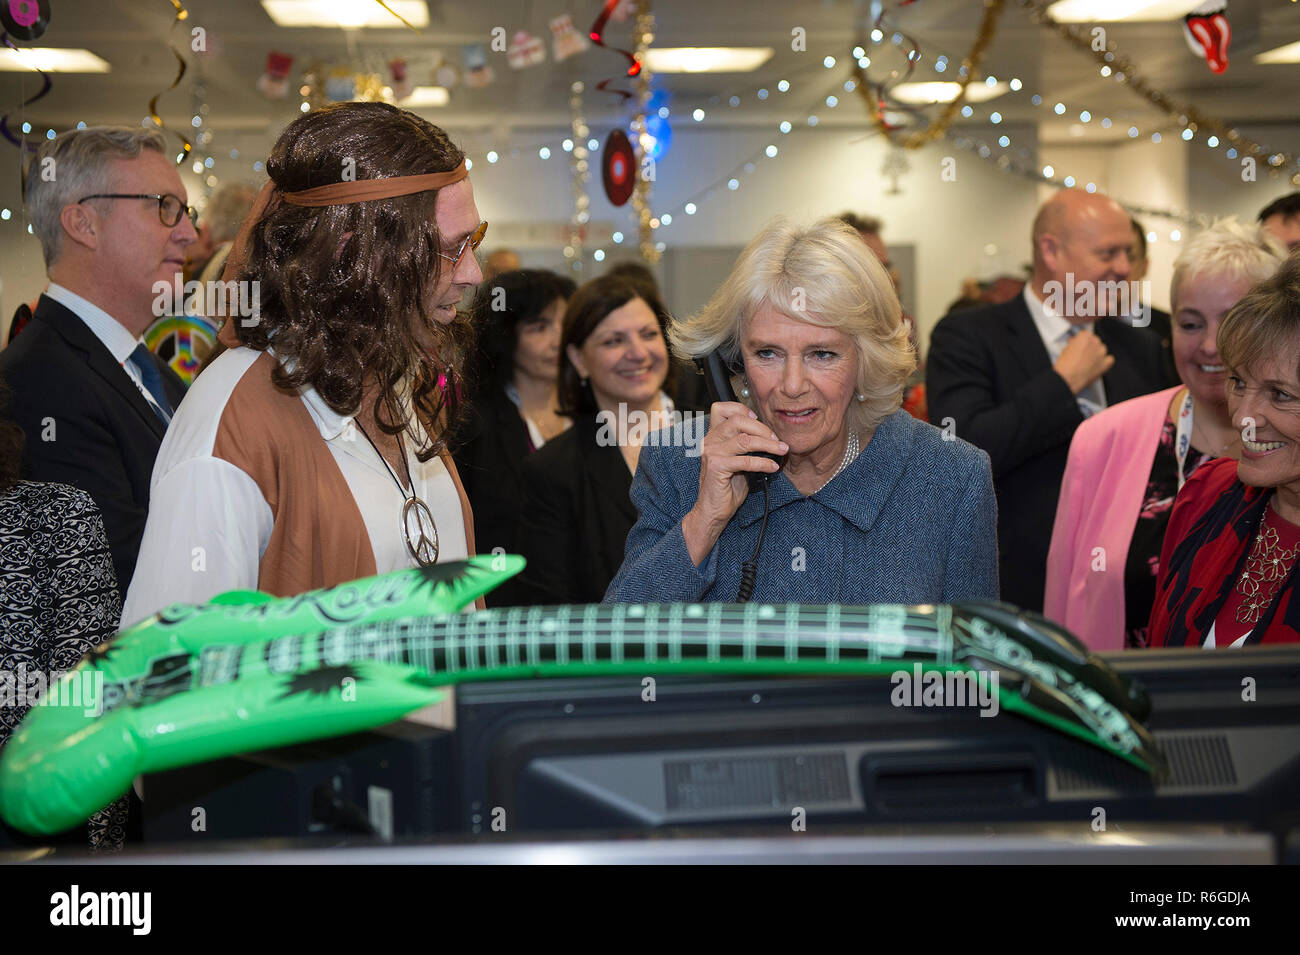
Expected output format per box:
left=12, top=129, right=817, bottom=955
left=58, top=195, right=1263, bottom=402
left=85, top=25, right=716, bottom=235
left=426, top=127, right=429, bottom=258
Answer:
left=604, top=409, right=998, bottom=604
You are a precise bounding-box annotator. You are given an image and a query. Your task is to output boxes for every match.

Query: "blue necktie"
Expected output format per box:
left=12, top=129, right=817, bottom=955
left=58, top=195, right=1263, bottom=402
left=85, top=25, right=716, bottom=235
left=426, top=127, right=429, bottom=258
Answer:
left=128, top=343, right=173, bottom=426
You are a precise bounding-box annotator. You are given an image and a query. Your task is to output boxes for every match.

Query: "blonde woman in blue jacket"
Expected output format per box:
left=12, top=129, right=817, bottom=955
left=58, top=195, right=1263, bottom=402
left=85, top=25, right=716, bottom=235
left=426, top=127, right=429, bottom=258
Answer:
left=605, top=217, right=998, bottom=605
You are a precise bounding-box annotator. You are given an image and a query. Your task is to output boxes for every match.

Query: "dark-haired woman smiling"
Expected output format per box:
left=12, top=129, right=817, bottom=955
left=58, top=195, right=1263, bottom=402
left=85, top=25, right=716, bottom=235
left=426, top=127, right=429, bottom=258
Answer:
left=454, top=268, right=575, bottom=604
left=511, top=275, right=677, bottom=604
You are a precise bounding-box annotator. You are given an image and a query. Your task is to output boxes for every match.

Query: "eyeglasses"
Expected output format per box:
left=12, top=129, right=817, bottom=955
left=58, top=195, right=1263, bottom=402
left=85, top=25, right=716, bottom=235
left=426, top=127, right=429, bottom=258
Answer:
left=437, top=220, right=488, bottom=267
left=77, top=193, right=198, bottom=229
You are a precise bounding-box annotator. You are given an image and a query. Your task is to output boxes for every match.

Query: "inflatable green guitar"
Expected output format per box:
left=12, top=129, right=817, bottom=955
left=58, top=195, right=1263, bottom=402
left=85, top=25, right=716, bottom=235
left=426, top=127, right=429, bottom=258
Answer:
left=0, top=556, right=1165, bottom=835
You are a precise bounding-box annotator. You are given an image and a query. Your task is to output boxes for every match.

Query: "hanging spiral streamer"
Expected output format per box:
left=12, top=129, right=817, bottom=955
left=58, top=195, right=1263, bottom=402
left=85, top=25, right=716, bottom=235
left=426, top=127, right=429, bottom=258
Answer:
left=0, top=31, right=51, bottom=152
left=148, top=0, right=192, bottom=164
left=589, top=0, right=640, bottom=100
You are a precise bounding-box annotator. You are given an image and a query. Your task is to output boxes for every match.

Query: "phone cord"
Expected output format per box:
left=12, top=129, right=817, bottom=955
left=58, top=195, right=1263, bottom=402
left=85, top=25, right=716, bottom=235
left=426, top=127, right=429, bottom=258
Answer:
left=736, top=476, right=770, bottom=602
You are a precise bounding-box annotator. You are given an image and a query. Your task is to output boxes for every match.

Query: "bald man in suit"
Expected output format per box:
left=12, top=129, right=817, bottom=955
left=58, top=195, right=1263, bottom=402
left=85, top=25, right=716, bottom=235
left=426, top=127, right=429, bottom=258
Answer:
left=926, top=189, right=1168, bottom=612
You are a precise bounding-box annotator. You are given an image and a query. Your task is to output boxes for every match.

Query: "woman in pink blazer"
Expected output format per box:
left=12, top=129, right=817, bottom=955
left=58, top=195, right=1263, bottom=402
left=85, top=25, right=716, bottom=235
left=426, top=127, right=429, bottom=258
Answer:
left=1045, top=220, right=1284, bottom=649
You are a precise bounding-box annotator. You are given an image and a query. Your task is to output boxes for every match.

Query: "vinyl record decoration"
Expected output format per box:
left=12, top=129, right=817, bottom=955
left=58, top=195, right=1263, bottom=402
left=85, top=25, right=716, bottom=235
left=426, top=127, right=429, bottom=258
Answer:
left=602, top=128, right=636, bottom=207
left=1, top=0, right=50, bottom=41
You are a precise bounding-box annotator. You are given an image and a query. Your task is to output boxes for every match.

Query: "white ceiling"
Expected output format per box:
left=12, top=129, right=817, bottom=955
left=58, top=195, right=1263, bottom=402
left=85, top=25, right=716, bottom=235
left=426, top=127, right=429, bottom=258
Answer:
left=1, top=0, right=1297, bottom=155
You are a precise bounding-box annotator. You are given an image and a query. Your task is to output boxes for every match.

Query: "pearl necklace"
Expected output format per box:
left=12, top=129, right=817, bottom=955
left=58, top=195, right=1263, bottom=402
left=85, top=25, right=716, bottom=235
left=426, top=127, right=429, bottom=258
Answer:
left=814, top=430, right=860, bottom=494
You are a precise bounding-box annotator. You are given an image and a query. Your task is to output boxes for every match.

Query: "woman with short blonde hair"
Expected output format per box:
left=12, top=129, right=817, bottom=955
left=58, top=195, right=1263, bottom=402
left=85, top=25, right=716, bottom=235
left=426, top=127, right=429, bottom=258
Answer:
left=606, top=217, right=997, bottom=605
left=670, top=217, right=915, bottom=437
left=1046, top=219, right=1285, bottom=649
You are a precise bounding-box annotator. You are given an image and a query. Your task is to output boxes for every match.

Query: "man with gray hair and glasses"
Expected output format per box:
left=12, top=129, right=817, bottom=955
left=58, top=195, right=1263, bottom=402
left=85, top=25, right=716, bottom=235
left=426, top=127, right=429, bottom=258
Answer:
left=0, top=126, right=195, bottom=596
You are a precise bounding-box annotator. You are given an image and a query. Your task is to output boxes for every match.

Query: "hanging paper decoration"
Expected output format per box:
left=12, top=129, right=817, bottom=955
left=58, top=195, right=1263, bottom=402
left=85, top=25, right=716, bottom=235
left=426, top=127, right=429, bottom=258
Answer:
left=256, top=50, right=293, bottom=99
left=1183, top=0, right=1230, bottom=74
left=388, top=57, right=412, bottom=101
left=434, top=62, right=459, bottom=88
left=462, top=43, right=494, bottom=88
left=550, top=13, right=589, bottom=62
left=148, top=0, right=193, bottom=164
left=602, top=128, right=636, bottom=206
left=507, top=30, right=546, bottom=70
left=0, top=0, right=50, bottom=40
left=325, top=69, right=357, bottom=102
left=589, top=0, right=640, bottom=100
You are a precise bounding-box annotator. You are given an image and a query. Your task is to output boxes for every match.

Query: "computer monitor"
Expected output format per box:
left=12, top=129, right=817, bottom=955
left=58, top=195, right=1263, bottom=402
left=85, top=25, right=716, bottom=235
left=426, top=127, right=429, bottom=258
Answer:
left=452, top=645, right=1300, bottom=837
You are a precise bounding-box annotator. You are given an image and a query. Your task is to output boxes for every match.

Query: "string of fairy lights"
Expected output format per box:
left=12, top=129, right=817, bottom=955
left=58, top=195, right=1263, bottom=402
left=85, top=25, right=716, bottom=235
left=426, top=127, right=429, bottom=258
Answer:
left=3, top=13, right=1290, bottom=249
left=456, top=23, right=1284, bottom=258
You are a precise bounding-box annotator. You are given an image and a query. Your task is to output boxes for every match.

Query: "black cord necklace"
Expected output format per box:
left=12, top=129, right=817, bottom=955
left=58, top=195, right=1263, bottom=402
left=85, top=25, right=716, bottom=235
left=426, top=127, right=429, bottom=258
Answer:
left=353, top=417, right=439, bottom=567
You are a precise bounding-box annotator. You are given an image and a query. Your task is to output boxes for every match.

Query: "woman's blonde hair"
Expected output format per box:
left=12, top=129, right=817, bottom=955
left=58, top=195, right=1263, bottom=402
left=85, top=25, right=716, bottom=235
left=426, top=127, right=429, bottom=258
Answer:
left=1171, top=217, right=1285, bottom=312
left=670, top=216, right=914, bottom=435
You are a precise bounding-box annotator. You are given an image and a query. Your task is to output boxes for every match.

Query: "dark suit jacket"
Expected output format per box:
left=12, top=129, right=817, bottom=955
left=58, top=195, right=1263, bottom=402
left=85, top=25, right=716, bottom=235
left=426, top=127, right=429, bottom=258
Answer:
left=512, top=413, right=636, bottom=605
left=0, top=294, right=185, bottom=595
left=1144, top=305, right=1178, bottom=389
left=926, top=295, right=1167, bottom=612
left=451, top=385, right=537, bottom=607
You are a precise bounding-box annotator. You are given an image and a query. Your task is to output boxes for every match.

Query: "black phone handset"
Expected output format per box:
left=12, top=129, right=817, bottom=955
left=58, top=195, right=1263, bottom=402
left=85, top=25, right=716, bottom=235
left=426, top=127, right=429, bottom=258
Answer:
left=694, top=351, right=784, bottom=487
left=693, top=349, right=778, bottom=601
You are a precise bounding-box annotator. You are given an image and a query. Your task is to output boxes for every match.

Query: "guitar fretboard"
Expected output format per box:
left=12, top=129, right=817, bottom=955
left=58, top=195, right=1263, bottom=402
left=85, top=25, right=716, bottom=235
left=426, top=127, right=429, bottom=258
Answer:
left=227, top=603, right=966, bottom=681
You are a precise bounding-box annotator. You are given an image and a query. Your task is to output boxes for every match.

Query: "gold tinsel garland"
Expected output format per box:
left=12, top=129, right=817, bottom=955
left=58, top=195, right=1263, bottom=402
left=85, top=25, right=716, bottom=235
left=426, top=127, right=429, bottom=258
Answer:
left=630, top=0, right=659, bottom=264
left=853, top=0, right=1006, bottom=151
left=565, top=81, right=591, bottom=273
left=1018, top=0, right=1297, bottom=179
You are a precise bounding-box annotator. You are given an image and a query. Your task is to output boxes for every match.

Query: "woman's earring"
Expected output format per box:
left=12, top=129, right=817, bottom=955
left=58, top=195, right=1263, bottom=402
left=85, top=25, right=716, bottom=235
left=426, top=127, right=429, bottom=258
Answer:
left=581, top=377, right=590, bottom=388
left=740, top=386, right=750, bottom=398
left=856, top=393, right=866, bottom=402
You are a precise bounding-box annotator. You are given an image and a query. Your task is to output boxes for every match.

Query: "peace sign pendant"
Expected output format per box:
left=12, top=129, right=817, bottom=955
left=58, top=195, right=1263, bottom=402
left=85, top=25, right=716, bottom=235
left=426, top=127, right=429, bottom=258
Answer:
left=401, top=496, right=439, bottom=567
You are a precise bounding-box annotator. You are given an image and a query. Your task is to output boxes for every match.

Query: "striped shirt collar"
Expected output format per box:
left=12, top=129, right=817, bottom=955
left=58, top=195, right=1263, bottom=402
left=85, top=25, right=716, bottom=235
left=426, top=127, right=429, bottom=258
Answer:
left=45, top=283, right=142, bottom=363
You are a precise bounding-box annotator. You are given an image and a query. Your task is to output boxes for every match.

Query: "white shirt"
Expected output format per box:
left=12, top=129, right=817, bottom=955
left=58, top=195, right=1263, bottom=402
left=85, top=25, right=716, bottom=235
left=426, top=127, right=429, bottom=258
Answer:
left=45, top=283, right=170, bottom=419
left=1023, top=284, right=1106, bottom=416
left=120, top=347, right=468, bottom=626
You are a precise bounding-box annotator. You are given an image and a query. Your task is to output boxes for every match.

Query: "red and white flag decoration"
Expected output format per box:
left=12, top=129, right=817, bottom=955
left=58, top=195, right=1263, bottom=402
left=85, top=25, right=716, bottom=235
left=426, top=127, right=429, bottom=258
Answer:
left=550, top=14, right=590, bottom=62
left=256, top=51, right=294, bottom=99
left=1183, top=0, right=1230, bottom=74
left=463, top=43, right=495, bottom=88
left=389, top=58, right=412, bottom=102
left=507, top=30, right=547, bottom=70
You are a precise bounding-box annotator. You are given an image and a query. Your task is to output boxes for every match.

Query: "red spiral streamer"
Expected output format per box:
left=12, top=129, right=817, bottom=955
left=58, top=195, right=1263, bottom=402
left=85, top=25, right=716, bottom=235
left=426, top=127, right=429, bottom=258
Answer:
left=589, top=0, right=640, bottom=101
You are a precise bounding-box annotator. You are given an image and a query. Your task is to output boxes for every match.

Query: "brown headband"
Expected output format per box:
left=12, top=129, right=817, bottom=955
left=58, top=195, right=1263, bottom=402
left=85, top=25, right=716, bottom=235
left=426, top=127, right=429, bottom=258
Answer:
left=281, top=160, right=469, bottom=207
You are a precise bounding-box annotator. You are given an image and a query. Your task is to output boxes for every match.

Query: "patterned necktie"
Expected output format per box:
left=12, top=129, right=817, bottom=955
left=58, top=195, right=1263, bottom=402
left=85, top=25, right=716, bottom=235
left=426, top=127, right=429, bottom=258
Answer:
left=128, top=343, right=173, bottom=426
left=1061, top=325, right=1106, bottom=417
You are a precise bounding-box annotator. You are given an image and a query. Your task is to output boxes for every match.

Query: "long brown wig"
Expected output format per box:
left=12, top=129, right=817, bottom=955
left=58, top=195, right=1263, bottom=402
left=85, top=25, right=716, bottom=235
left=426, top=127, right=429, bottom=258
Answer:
left=232, top=102, right=472, bottom=460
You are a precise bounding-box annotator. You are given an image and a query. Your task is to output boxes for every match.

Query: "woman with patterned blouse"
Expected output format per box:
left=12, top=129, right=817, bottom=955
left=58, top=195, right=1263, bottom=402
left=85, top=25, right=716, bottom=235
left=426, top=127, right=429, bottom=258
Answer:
left=0, top=373, right=126, bottom=850
left=1045, top=220, right=1284, bottom=649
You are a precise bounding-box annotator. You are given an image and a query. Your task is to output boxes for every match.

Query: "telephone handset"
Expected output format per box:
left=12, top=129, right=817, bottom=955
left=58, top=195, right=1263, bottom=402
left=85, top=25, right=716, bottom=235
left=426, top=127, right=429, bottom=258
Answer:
left=693, top=349, right=779, bottom=601
left=694, top=350, right=785, bottom=486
